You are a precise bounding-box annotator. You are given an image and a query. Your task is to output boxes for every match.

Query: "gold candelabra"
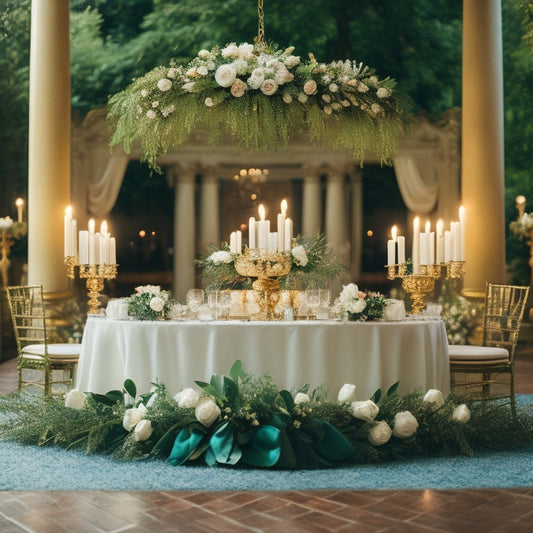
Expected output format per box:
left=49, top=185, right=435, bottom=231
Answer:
left=234, top=248, right=291, bottom=320
left=65, top=256, right=118, bottom=314
left=387, top=261, right=465, bottom=314
left=0, top=222, right=27, bottom=288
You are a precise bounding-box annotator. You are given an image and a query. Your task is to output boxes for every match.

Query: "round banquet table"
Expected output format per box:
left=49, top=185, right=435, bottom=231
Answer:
left=76, top=316, right=450, bottom=400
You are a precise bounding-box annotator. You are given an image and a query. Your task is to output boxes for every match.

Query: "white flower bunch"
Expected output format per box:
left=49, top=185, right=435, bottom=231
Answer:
left=208, top=250, right=234, bottom=265
left=291, top=245, right=308, bottom=267
left=0, top=217, right=14, bottom=230
left=129, top=285, right=171, bottom=320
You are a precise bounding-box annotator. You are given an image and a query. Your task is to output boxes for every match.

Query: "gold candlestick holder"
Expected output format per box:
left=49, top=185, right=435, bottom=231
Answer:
left=65, top=257, right=118, bottom=314
left=445, top=260, right=465, bottom=280
left=387, top=263, right=442, bottom=314
left=234, top=248, right=291, bottom=320
left=0, top=222, right=27, bottom=287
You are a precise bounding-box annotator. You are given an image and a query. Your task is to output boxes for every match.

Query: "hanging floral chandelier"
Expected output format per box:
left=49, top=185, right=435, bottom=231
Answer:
left=108, top=1, right=410, bottom=172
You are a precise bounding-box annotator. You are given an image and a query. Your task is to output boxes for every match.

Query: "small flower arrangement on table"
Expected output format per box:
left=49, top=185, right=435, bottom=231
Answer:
left=127, top=285, right=172, bottom=320
left=333, top=283, right=387, bottom=321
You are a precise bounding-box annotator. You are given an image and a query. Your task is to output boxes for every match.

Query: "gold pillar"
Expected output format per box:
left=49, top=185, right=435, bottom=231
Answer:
left=462, top=0, right=505, bottom=295
left=28, top=0, right=71, bottom=292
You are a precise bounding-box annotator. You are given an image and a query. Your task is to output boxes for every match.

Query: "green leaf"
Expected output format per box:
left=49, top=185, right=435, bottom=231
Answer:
left=123, top=379, right=137, bottom=400
left=229, top=360, right=245, bottom=383
left=371, top=388, right=382, bottom=404
left=385, top=382, right=400, bottom=397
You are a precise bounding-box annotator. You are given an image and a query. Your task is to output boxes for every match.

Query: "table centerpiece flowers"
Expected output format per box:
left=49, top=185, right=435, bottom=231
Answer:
left=127, top=285, right=173, bottom=320
left=333, top=283, right=387, bottom=321
left=197, top=233, right=344, bottom=291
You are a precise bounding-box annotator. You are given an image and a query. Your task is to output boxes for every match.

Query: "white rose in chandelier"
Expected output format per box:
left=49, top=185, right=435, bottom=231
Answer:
left=273, top=65, right=291, bottom=85
left=157, top=78, right=172, bottom=92
left=237, top=42, right=255, bottom=59
left=283, top=55, right=300, bottom=68
left=197, top=66, right=208, bottom=76
left=232, top=59, right=249, bottom=76
left=149, top=296, right=165, bottom=313
left=231, top=79, right=247, bottom=98
left=303, top=79, right=317, bottom=95
left=146, top=110, right=156, bottom=119
left=197, top=49, right=210, bottom=59
left=291, top=245, right=308, bottom=267
left=248, top=68, right=265, bottom=89
left=221, top=43, right=239, bottom=58
left=377, top=87, right=390, bottom=98
left=215, top=64, right=237, bottom=88
left=260, top=79, right=278, bottom=96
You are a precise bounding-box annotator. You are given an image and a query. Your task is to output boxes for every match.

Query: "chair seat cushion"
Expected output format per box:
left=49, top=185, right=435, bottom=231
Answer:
left=448, top=344, right=509, bottom=362
left=22, top=343, right=81, bottom=361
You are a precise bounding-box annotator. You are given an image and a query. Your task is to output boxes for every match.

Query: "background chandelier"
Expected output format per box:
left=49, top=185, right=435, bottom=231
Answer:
left=108, top=0, right=410, bottom=172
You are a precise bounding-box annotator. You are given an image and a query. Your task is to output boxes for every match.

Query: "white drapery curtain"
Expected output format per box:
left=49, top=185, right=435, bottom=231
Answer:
left=87, top=154, right=129, bottom=217
left=393, top=155, right=439, bottom=215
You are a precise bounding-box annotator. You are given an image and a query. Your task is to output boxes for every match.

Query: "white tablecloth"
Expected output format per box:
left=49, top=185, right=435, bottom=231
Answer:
left=76, top=317, right=450, bottom=400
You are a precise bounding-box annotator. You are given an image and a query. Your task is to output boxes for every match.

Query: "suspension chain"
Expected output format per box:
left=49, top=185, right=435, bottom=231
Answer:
left=256, top=0, right=266, bottom=45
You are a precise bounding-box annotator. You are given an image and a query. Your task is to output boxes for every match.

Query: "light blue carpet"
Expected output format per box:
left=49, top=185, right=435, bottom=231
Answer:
left=1, top=441, right=532, bottom=491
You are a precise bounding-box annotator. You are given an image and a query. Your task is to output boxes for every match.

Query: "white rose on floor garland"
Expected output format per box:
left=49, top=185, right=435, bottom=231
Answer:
left=1, top=361, right=531, bottom=469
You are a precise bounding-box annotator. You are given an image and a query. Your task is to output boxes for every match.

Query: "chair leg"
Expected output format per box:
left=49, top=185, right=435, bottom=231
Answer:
left=481, top=372, right=491, bottom=399
left=44, top=365, right=51, bottom=397
left=510, top=369, right=516, bottom=418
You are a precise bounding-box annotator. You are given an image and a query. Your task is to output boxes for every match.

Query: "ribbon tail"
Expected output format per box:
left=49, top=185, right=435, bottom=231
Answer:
left=167, top=426, right=204, bottom=466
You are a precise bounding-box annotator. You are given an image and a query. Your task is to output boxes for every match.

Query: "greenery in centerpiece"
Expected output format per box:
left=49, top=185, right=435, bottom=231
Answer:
left=197, top=233, right=344, bottom=291
left=1, top=361, right=532, bottom=469
left=127, top=285, right=173, bottom=320
left=108, top=41, right=410, bottom=172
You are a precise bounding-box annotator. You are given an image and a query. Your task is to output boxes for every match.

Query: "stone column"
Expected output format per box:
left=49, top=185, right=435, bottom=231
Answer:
left=350, top=168, right=363, bottom=280
left=27, top=0, right=70, bottom=291
left=325, top=166, right=349, bottom=267
left=199, top=168, right=220, bottom=254
left=171, top=165, right=196, bottom=301
left=462, top=0, right=505, bottom=294
left=301, top=166, right=322, bottom=236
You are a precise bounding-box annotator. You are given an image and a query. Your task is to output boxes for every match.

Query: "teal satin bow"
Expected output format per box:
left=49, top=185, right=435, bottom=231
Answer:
left=241, top=425, right=281, bottom=467
left=167, top=426, right=204, bottom=466
left=205, top=421, right=242, bottom=466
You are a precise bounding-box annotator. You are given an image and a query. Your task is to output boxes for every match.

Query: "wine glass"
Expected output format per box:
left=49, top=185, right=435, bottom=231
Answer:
left=186, top=289, right=204, bottom=317
left=305, top=289, right=320, bottom=319
left=216, top=290, right=231, bottom=320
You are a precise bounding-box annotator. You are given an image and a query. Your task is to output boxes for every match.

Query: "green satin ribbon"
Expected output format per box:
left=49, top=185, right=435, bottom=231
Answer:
left=301, top=418, right=355, bottom=462
left=206, top=421, right=242, bottom=466
left=241, top=425, right=281, bottom=467
left=167, top=426, right=204, bottom=466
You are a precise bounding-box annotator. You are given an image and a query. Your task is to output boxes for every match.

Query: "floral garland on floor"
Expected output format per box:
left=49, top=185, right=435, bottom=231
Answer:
left=1, top=362, right=532, bottom=469
left=108, top=42, right=410, bottom=172
left=197, top=233, right=345, bottom=291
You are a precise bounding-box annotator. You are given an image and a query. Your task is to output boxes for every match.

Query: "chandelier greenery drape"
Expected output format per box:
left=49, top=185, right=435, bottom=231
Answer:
left=108, top=2, right=410, bottom=171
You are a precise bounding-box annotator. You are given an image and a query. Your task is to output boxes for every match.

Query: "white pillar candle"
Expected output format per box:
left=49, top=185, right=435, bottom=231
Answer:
left=236, top=230, right=242, bottom=255
left=459, top=206, right=465, bottom=261
left=412, top=216, right=420, bottom=274
left=444, top=230, right=451, bottom=262
left=436, top=219, right=444, bottom=264
left=284, top=218, right=293, bottom=251
left=269, top=232, right=277, bottom=251
left=109, top=237, right=116, bottom=264
left=419, top=233, right=428, bottom=265
left=79, top=230, right=89, bottom=264
left=89, top=233, right=96, bottom=265
left=397, top=236, right=405, bottom=264
left=429, top=232, right=435, bottom=265
left=15, top=198, right=24, bottom=223
left=277, top=213, right=285, bottom=251
left=248, top=217, right=256, bottom=249
left=452, top=221, right=460, bottom=261
left=258, top=205, right=268, bottom=250
left=230, top=231, right=237, bottom=254
left=64, top=206, right=72, bottom=257
left=387, top=239, right=395, bottom=266
left=71, top=219, right=77, bottom=259
left=99, top=233, right=108, bottom=264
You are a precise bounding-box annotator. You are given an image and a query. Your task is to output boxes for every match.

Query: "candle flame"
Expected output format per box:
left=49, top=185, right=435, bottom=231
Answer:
left=65, top=205, right=72, bottom=217
left=391, top=225, right=398, bottom=241
left=281, top=199, right=287, bottom=216
left=436, top=219, right=444, bottom=233
left=425, top=220, right=431, bottom=233
left=16, top=198, right=24, bottom=208
left=459, top=205, right=465, bottom=222
left=100, top=220, right=108, bottom=235
left=258, top=204, right=266, bottom=221
left=88, top=219, right=95, bottom=234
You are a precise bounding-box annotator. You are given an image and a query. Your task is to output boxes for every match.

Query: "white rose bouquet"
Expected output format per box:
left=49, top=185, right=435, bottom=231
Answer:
left=334, top=283, right=386, bottom=321
left=127, top=285, right=172, bottom=320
